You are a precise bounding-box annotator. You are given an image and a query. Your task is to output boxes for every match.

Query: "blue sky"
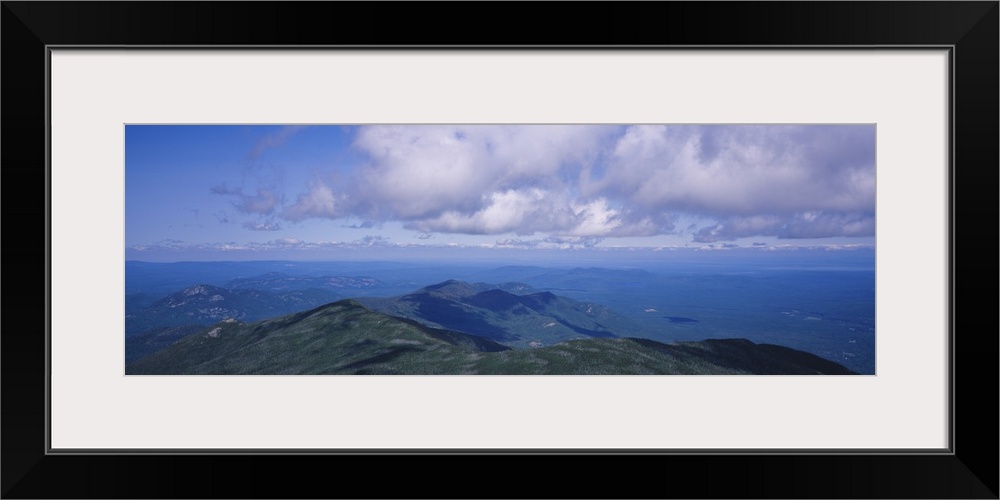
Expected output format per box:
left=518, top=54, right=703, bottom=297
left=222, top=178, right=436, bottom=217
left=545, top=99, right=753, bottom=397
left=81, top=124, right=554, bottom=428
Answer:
left=125, top=124, right=876, bottom=261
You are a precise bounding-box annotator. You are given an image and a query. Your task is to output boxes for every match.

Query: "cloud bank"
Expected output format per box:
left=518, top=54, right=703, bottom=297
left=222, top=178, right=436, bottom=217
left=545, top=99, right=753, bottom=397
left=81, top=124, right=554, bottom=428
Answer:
left=263, top=125, right=877, bottom=242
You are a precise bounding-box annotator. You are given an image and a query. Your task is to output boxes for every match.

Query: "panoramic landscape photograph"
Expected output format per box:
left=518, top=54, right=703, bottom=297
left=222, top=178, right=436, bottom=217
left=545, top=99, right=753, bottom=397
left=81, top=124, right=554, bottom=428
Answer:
left=125, top=124, right=875, bottom=375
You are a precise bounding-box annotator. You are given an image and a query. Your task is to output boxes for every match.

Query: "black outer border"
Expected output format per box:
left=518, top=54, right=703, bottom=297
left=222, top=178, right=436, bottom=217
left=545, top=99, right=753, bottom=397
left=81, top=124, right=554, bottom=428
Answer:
left=3, top=2, right=996, bottom=498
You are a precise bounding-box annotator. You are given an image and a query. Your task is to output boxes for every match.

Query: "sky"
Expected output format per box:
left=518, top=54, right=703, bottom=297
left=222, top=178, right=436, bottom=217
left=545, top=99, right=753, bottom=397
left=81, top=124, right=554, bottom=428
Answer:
left=125, top=124, right=876, bottom=261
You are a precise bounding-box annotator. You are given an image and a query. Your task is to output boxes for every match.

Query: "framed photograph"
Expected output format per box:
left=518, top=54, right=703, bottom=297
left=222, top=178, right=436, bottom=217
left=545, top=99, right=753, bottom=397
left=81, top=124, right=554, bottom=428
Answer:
left=4, top=2, right=996, bottom=498
left=120, top=122, right=876, bottom=378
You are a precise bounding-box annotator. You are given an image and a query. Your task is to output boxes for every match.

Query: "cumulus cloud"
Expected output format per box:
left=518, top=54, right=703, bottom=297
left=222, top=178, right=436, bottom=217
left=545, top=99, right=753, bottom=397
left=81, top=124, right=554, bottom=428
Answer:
left=274, top=124, right=875, bottom=242
left=281, top=179, right=339, bottom=222
left=405, top=188, right=571, bottom=235
left=401, top=188, right=673, bottom=238
left=595, top=125, right=876, bottom=217
left=347, top=125, right=620, bottom=220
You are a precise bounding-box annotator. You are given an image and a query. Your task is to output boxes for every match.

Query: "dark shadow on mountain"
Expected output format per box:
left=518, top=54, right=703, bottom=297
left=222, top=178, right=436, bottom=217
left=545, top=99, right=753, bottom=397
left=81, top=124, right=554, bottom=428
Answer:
left=339, top=346, right=424, bottom=371
left=464, top=289, right=524, bottom=311
left=520, top=291, right=558, bottom=309
left=631, top=338, right=855, bottom=375
left=553, top=318, right=616, bottom=338
left=405, top=294, right=514, bottom=341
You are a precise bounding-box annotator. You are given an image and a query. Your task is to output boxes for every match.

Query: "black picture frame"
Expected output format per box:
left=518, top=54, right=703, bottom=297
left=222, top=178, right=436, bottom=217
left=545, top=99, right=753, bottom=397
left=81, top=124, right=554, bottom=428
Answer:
left=3, top=2, right=996, bottom=498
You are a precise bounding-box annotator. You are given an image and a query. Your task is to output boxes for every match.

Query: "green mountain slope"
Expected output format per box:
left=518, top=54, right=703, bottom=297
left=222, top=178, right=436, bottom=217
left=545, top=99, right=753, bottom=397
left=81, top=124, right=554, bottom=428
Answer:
left=126, top=300, right=511, bottom=375
left=474, top=338, right=855, bottom=375
left=126, top=300, right=855, bottom=375
left=124, top=325, right=204, bottom=364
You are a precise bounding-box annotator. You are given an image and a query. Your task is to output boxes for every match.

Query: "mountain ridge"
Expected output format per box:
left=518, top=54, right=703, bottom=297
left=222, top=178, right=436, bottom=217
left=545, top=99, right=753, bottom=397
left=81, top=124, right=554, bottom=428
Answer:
left=125, top=284, right=341, bottom=336
left=358, top=279, right=640, bottom=348
left=126, top=299, right=856, bottom=375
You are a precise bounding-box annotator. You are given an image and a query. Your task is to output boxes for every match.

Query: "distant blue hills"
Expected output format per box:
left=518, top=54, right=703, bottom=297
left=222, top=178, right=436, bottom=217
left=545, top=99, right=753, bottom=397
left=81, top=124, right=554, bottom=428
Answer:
left=357, top=279, right=639, bottom=348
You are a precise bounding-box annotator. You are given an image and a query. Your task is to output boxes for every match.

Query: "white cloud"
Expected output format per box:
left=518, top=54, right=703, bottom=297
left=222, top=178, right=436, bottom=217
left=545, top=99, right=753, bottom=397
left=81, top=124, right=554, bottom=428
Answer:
left=347, top=125, right=619, bottom=220
left=404, top=189, right=660, bottom=238
left=598, top=125, right=876, bottom=217
left=406, top=188, right=566, bottom=235
left=566, top=199, right=621, bottom=237
left=273, top=125, right=876, bottom=242
left=281, top=180, right=339, bottom=222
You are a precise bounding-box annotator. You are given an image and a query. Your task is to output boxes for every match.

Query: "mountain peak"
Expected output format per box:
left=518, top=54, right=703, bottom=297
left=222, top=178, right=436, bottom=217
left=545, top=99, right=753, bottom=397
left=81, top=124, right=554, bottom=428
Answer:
left=420, top=280, right=480, bottom=297
left=127, top=298, right=513, bottom=374
left=424, top=279, right=463, bottom=288
left=331, top=298, right=366, bottom=309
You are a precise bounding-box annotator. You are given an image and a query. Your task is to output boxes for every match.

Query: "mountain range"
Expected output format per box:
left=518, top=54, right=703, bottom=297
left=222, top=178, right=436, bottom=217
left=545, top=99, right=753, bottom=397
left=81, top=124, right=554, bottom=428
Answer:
left=125, top=284, right=340, bottom=336
left=126, top=298, right=855, bottom=375
left=358, top=280, right=642, bottom=348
